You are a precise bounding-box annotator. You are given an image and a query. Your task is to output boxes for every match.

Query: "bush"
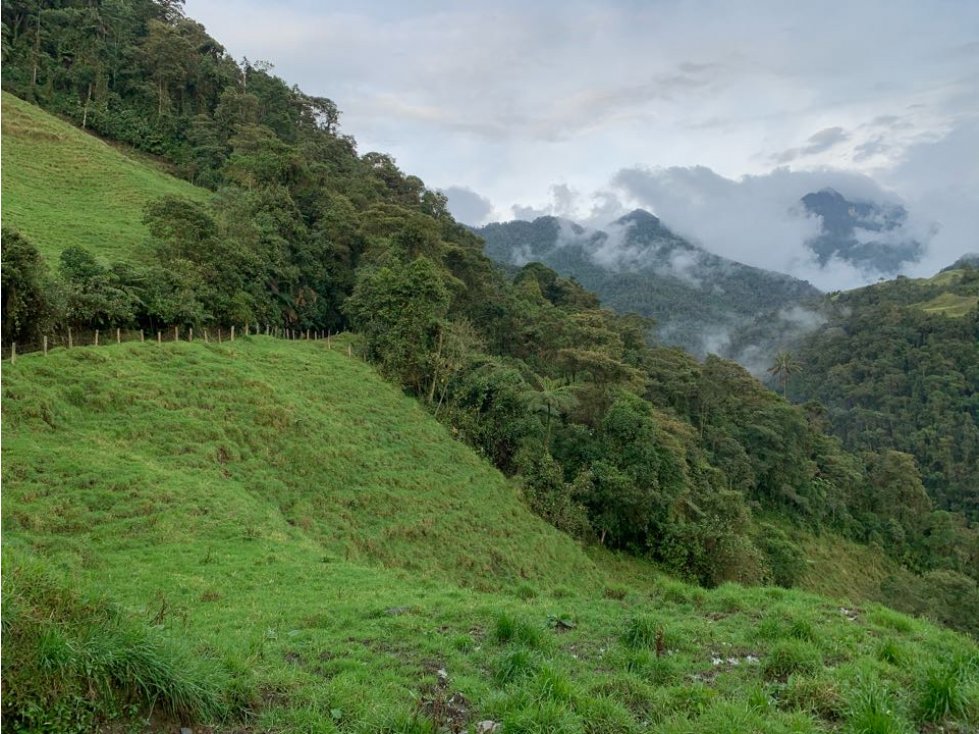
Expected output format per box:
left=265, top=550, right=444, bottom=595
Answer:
left=756, top=524, right=808, bottom=588
left=621, top=614, right=662, bottom=651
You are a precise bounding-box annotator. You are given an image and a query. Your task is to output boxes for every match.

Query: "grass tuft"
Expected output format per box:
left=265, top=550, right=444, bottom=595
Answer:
left=915, top=656, right=973, bottom=723
left=762, top=640, right=823, bottom=681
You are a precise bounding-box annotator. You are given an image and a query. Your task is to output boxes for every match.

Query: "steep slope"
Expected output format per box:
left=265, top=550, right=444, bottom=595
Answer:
left=475, top=211, right=820, bottom=356
left=2, top=337, right=597, bottom=590
left=1, top=91, right=210, bottom=263
left=4, top=340, right=978, bottom=733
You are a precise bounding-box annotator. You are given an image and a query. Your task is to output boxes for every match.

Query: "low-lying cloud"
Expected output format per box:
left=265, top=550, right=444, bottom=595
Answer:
left=606, top=165, right=949, bottom=290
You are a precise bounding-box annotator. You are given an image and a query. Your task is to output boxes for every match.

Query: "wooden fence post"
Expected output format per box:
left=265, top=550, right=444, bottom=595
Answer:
left=68, top=327, right=73, bottom=349
left=218, top=329, right=222, bottom=343
left=140, top=330, right=144, bottom=343
left=94, top=329, right=99, bottom=346
left=11, top=342, right=16, bottom=363
left=348, top=345, right=352, bottom=357
left=174, top=326, right=179, bottom=342
left=157, top=331, right=162, bottom=345
left=204, top=329, right=209, bottom=343
left=189, top=327, right=193, bottom=342
left=116, top=327, right=121, bottom=344
left=231, top=325, right=235, bottom=341
left=43, top=336, right=48, bottom=356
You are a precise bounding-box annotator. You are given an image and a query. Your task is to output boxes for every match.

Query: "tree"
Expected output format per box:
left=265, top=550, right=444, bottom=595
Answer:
left=344, top=257, right=450, bottom=393
left=522, top=375, right=579, bottom=446
left=1, top=228, right=59, bottom=343
left=767, top=350, right=801, bottom=397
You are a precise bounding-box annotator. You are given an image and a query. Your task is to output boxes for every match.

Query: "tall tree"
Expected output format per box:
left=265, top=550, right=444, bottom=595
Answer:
left=767, top=350, right=801, bottom=397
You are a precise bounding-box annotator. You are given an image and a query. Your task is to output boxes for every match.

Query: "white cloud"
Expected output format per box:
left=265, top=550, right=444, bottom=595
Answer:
left=183, top=0, right=979, bottom=286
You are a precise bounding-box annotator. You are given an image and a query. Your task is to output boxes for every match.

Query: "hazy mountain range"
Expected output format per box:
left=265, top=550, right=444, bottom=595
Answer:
left=476, top=188, right=939, bottom=360
left=475, top=209, right=821, bottom=357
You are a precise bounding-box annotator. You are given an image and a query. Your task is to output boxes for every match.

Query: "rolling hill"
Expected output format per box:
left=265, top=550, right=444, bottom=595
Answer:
left=4, top=338, right=977, bottom=732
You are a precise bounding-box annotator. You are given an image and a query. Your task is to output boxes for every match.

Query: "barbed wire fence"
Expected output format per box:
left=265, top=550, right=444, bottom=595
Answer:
left=1, top=324, right=351, bottom=362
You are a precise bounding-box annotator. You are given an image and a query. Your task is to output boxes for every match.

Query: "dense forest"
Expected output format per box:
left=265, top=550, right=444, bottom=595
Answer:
left=2, top=0, right=978, bottom=636
left=790, top=271, right=979, bottom=521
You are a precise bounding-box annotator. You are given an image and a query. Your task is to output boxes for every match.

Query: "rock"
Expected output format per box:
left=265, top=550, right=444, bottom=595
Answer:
left=475, top=721, right=501, bottom=734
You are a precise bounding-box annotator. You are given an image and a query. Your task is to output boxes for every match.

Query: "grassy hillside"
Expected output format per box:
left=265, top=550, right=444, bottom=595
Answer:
left=4, top=339, right=978, bottom=732
left=1, top=92, right=210, bottom=264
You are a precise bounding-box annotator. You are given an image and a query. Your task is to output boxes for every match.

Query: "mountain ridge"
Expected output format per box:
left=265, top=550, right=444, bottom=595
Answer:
left=474, top=210, right=821, bottom=357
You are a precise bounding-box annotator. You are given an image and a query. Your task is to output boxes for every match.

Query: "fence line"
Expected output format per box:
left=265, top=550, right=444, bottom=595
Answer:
left=2, top=324, right=337, bottom=361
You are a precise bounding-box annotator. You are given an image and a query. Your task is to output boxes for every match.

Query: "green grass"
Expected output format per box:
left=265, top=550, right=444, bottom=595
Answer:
left=3, top=338, right=978, bottom=732
left=915, top=291, right=979, bottom=318
left=1, top=91, right=210, bottom=264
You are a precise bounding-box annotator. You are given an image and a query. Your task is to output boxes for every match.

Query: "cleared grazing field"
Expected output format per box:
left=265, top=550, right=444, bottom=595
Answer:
left=3, top=338, right=977, bottom=732
left=1, top=91, right=210, bottom=264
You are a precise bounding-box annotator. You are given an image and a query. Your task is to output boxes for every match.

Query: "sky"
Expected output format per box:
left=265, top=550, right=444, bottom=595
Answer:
left=184, top=0, right=979, bottom=289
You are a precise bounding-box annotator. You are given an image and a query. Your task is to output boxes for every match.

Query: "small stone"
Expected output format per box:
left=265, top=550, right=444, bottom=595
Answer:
left=476, top=721, right=501, bottom=734
left=180, top=728, right=193, bottom=734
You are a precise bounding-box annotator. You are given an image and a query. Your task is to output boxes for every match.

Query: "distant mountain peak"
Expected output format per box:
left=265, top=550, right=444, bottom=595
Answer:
left=800, top=189, right=921, bottom=273
left=613, top=209, right=661, bottom=227
left=474, top=212, right=820, bottom=359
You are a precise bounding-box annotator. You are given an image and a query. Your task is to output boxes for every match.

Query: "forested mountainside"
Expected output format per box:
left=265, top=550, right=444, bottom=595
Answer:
left=788, top=267, right=979, bottom=521
left=475, top=211, right=821, bottom=357
left=2, top=1, right=979, bottom=728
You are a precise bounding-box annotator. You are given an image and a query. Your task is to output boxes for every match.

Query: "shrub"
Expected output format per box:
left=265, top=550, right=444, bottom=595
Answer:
left=756, top=524, right=808, bottom=588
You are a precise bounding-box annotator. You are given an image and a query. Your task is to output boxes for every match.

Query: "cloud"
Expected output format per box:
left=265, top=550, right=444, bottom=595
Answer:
left=774, top=127, right=850, bottom=163
left=185, top=0, right=979, bottom=276
left=442, top=186, right=494, bottom=226
left=608, top=165, right=919, bottom=290
left=881, top=117, right=979, bottom=275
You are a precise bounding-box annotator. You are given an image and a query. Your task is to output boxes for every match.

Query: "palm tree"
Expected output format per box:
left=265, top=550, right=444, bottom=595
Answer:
left=767, top=350, right=801, bottom=398
left=522, top=375, right=579, bottom=445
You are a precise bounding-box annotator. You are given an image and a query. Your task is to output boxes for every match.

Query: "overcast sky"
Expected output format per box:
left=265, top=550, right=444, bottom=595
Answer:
left=184, top=0, right=979, bottom=288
